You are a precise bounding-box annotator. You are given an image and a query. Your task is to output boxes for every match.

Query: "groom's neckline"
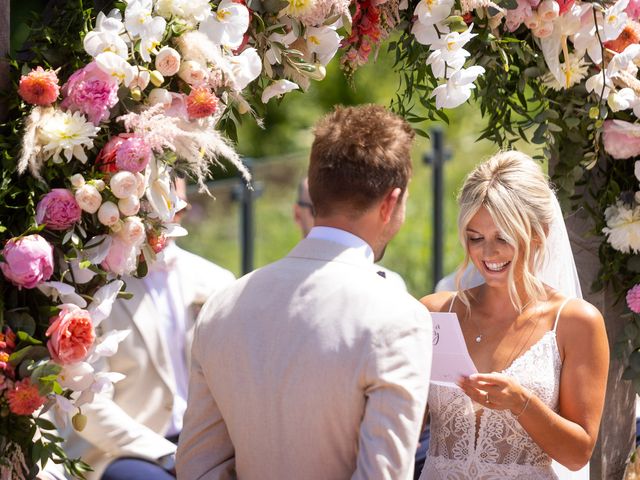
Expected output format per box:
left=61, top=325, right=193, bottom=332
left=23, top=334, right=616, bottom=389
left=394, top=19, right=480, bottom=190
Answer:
left=307, top=226, right=374, bottom=264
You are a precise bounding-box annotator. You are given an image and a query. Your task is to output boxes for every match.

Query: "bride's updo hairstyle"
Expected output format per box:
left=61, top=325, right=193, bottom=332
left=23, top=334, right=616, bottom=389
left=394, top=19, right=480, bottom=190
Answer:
left=456, top=151, right=556, bottom=312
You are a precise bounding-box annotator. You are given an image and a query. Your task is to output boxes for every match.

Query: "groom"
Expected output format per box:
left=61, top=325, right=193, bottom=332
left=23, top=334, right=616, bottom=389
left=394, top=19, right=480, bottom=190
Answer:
left=176, top=105, right=433, bottom=480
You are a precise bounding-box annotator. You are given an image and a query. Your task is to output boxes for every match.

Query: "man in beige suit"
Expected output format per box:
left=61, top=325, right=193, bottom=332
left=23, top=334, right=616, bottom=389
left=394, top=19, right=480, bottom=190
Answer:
left=177, top=105, right=433, bottom=480
left=60, top=189, right=235, bottom=479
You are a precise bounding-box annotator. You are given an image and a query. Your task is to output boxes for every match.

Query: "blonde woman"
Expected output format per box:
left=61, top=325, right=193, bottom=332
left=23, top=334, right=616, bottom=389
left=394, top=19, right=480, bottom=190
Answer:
left=418, top=151, right=609, bottom=479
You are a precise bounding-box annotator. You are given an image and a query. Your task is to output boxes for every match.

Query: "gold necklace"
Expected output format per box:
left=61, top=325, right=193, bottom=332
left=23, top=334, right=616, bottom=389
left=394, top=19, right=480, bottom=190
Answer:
left=467, top=298, right=535, bottom=343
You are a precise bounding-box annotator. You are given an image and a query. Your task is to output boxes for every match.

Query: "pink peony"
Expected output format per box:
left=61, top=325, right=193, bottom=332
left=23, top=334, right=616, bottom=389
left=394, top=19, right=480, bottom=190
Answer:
left=18, top=67, right=60, bottom=106
left=96, top=133, right=133, bottom=173
left=603, top=120, right=640, bottom=159
left=46, top=305, right=95, bottom=365
left=115, top=136, right=152, bottom=173
left=186, top=86, right=218, bottom=119
left=0, top=235, right=54, bottom=289
left=7, top=378, right=46, bottom=416
left=628, top=284, right=640, bottom=313
left=36, top=189, right=82, bottom=230
left=60, top=62, right=119, bottom=125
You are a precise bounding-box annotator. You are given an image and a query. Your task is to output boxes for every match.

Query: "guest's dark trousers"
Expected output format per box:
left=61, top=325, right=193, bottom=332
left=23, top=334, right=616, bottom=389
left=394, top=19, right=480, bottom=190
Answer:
left=101, top=434, right=179, bottom=480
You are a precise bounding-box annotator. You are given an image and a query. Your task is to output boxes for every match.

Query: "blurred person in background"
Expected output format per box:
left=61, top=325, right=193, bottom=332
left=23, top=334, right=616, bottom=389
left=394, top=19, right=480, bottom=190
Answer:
left=59, top=178, right=235, bottom=480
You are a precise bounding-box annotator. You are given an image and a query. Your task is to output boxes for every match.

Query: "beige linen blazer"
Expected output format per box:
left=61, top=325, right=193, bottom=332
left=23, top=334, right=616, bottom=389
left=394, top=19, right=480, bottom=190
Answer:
left=176, top=238, right=432, bottom=480
left=61, top=246, right=235, bottom=479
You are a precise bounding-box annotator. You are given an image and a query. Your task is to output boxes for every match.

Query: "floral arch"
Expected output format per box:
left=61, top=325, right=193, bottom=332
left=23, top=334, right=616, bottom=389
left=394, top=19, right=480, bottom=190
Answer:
left=0, top=0, right=639, bottom=476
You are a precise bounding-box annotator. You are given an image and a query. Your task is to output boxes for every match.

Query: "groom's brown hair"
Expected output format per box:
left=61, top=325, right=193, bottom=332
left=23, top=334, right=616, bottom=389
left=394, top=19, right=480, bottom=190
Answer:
left=308, top=104, right=414, bottom=217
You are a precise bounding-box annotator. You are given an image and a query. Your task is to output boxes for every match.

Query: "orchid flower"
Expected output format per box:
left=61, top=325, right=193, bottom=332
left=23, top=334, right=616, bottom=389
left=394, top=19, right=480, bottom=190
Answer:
left=431, top=65, right=485, bottom=108
left=262, top=79, right=300, bottom=103
left=199, top=0, right=250, bottom=49
left=95, top=52, right=136, bottom=86
left=226, top=48, right=262, bottom=91
left=306, top=26, right=342, bottom=66
left=414, top=0, right=455, bottom=26
left=412, top=22, right=449, bottom=46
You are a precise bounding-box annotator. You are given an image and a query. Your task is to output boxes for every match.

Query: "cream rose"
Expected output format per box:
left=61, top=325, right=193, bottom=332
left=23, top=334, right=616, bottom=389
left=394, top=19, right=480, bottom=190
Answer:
left=119, top=216, right=146, bottom=246
left=118, top=195, right=140, bottom=216
left=110, top=171, right=138, bottom=199
left=155, top=46, right=181, bottom=77
left=97, top=201, right=120, bottom=226
left=148, top=88, right=172, bottom=108
left=178, top=60, right=208, bottom=86
left=75, top=184, right=103, bottom=214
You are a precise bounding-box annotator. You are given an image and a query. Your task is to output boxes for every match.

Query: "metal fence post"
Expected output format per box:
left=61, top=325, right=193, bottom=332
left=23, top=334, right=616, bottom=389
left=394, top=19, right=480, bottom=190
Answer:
left=423, top=128, right=451, bottom=290
left=231, top=158, right=263, bottom=275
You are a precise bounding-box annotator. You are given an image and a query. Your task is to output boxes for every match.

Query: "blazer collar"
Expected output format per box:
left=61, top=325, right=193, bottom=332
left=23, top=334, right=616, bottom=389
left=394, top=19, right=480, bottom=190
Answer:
left=287, top=237, right=376, bottom=269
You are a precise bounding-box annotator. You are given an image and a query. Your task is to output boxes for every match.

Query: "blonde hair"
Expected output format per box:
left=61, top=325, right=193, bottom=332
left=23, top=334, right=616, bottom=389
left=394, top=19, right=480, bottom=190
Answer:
left=456, top=151, right=556, bottom=312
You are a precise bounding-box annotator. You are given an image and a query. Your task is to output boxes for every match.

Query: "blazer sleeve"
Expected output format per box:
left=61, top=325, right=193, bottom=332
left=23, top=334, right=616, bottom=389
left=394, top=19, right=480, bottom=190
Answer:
left=352, top=303, right=432, bottom=480
left=73, top=355, right=176, bottom=462
left=175, top=322, right=236, bottom=480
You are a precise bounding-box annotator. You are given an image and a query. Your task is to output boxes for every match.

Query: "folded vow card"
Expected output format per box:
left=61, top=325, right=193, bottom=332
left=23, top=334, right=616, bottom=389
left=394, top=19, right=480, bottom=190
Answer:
left=430, top=312, right=478, bottom=387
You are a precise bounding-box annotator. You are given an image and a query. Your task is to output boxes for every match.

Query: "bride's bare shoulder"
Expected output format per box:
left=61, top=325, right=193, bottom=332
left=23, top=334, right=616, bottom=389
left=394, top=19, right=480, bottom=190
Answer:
left=419, top=290, right=457, bottom=312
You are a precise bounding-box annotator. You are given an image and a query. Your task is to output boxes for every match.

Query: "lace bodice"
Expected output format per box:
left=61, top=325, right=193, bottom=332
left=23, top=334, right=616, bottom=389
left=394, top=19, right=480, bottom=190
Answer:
left=419, top=303, right=566, bottom=480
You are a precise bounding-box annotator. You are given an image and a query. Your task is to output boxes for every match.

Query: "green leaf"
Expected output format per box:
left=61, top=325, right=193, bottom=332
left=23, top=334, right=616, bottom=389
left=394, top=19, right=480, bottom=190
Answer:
left=36, top=417, right=57, bottom=431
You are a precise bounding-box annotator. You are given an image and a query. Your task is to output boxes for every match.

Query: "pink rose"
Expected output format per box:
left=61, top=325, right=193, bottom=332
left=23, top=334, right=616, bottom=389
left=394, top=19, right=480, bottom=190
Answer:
left=101, top=236, right=139, bottom=275
left=0, top=235, right=54, bottom=289
left=36, top=189, right=82, bottom=230
left=603, top=119, right=640, bottom=159
left=18, top=67, right=60, bottom=106
left=61, top=62, right=119, bottom=125
left=627, top=0, right=640, bottom=20
left=155, top=46, right=181, bottom=77
left=96, top=133, right=134, bottom=173
left=46, top=304, right=95, bottom=365
left=115, top=136, right=152, bottom=173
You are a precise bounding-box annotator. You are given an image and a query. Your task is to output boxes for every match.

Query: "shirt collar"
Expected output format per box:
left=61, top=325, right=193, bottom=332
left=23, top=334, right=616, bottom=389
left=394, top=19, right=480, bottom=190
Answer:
left=307, top=226, right=375, bottom=264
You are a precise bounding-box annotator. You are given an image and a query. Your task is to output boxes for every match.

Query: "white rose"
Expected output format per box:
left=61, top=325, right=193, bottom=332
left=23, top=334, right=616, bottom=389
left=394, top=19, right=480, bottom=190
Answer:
left=135, top=172, right=147, bottom=198
left=118, top=195, right=141, bottom=216
left=110, top=171, right=139, bottom=199
left=70, top=174, right=85, bottom=188
left=537, top=0, right=559, bottom=21
left=532, top=22, right=554, bottom=38
left=178, top=60, right=208, bottom=86
left=155, top=46, right=181, bottom=77
left=119, top=216, right=146, bottom=246
left=75, top=184, right=103, bottom=214
left=98, top=201, right=120, bottom=226
left=148, top=88, right=172, bottom=108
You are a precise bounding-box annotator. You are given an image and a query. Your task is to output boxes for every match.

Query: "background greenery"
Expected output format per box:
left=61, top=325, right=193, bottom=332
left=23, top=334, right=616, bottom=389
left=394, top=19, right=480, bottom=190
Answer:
left=178, top=47, right=540, bottom=296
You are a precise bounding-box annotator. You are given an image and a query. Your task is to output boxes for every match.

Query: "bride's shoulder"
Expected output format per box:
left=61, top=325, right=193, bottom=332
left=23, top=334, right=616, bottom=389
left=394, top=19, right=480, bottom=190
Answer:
left=551, top=293, right=604, bottom=333
left=419, top=290, right=456, bottom=312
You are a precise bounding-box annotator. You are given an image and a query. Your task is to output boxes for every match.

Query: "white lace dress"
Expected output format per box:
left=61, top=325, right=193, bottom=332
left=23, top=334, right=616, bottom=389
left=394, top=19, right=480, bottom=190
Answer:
left=419, top=301, right=568, bottom=480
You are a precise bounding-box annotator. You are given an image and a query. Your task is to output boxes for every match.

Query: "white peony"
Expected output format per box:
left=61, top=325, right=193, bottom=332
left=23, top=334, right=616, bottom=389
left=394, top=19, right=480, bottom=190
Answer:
left=39, top=110, right=99, bottom=164
left=603, top=200, right=640, bottom=254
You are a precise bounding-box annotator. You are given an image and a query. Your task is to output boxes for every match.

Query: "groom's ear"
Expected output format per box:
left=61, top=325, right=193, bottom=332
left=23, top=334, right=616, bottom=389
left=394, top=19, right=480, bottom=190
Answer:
left=379, top=187, right=402, bottom=224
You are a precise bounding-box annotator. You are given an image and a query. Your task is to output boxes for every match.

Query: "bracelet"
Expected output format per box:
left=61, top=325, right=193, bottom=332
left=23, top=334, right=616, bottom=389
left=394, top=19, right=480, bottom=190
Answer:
left=513, top=390, right=531, bottom=418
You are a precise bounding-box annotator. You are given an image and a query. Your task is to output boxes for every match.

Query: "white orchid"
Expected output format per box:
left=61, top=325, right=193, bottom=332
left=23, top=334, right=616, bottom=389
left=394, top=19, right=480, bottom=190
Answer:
left=262, top=79, right=300, bottom=103
left=199, top=0, right=250, bottom=49
left=429, top=25, right=476, bottom=59
left=38, top=281, right=87, bottom=307
left=412, top=21, right=448, bottom=46
left=84, top=9, right=129, bottom=58
left=95, top=51, right=136, bottom=86
left=431, top=65, right=485, bottom=108
left=226, top=48, right=262, bottom=91
left=602, top=0, right=629, bottom=41
left=414, top=0, right=455, bottom=26
left=609, top=88, right=638, bottom=112
left=306, top=26, right=342, bottom=65
left=265, top=29, right=298, bottom=64
left=87, top=280, right=125, bottom=327
left=39, top=110, right=99, bottom=164
left=145, top=159, right=179, bottom=222
left=426, top=49, right=466, bottom=78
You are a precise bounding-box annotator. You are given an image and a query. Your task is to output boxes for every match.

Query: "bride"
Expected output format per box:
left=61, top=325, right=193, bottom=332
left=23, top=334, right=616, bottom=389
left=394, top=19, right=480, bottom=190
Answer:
left=418, top=151, right=609, bottom=479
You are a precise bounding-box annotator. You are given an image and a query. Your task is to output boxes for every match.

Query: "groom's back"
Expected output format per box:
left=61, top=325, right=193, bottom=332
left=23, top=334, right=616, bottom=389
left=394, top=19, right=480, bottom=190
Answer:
left=181, top=240, right=431, bottom=479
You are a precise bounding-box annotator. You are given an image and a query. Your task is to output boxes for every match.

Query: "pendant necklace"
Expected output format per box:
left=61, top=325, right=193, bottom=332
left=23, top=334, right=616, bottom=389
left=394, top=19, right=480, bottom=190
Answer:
left=468, top=298, right=534, bottom=343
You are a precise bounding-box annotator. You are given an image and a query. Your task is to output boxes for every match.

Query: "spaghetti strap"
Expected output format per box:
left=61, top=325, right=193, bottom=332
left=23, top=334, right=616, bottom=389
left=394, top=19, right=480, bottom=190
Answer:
left=448, top=293, right=457, bottom=313
left=553, top=298, right=572, bottom=332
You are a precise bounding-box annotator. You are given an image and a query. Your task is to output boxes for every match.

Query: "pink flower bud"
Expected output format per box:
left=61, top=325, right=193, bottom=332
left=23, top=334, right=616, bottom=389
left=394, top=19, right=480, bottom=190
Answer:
left=98, top=201, right=120, bottom=226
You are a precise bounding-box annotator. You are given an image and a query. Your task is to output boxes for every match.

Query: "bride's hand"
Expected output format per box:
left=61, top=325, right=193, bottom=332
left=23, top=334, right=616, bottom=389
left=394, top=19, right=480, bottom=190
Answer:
left=458, top=372, right=530, bottom=415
